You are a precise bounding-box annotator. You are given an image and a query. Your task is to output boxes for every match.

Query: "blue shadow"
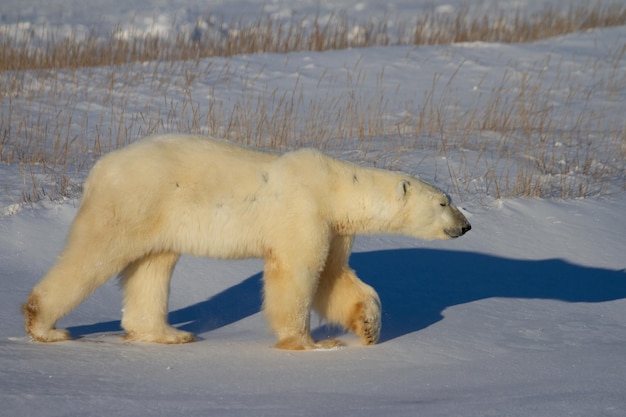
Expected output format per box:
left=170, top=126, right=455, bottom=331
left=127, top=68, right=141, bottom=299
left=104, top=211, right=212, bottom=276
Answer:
left=67, top=249, right=625, bottom=342
left=350, top=249, right=626, bottom=342
left=67, top=273, right=263, bottom=339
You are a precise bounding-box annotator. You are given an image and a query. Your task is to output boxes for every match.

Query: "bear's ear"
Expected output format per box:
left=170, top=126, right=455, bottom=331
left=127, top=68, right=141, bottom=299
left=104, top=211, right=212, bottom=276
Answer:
left=396, top=180, right=411, bottom=199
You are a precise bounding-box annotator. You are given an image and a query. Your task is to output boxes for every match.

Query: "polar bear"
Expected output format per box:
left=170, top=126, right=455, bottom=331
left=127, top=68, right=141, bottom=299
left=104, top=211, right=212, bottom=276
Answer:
left=23, top=134, right=470, bottom=349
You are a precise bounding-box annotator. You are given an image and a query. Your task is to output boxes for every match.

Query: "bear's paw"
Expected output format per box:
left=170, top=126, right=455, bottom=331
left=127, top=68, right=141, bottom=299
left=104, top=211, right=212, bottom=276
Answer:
left=22, top=292, right=73, bottom=342
left=349, top=298, right=382, bottom=345
left=274, top=335, right=345, bottom=350
left=28, top=328, right=72, bottom=343
left=124, top=327, right=196, bottom=344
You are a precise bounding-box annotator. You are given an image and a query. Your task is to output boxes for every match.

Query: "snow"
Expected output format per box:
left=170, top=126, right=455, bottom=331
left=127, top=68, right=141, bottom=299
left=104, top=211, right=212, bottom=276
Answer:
left=1, top=1, right=625, bottom=416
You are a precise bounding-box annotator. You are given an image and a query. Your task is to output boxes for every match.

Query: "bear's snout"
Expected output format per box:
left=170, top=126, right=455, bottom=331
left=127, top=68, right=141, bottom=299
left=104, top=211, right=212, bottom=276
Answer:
left=445, top=222, right=471, bottom=238
left=444, top=207, right=471, bottom=239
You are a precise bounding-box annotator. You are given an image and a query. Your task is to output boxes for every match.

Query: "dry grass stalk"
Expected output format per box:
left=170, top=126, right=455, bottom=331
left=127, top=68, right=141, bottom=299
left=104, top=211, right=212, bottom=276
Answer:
left=2, top=3, right=626, bottom=71
left=1, top=4, right=625, bottom=203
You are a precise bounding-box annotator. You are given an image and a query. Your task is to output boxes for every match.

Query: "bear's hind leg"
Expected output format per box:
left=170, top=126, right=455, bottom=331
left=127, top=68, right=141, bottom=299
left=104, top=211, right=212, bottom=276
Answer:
left=120, top=252, right=195, bottom=344
left=23, top=243, right=129, bottom=342
left=313, top=236, right=382, bottom=345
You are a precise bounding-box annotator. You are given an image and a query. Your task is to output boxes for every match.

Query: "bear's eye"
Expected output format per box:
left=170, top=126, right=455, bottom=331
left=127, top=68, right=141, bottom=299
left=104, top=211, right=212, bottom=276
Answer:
left=439, top=201, right=448, bottom=207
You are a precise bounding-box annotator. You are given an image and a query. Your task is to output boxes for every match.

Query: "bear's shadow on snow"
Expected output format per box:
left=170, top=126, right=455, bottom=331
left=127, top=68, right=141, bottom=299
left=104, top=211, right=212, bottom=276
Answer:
left=350, top=249, right=626, bottom=343
left=68, top=249, right=626, bottom=343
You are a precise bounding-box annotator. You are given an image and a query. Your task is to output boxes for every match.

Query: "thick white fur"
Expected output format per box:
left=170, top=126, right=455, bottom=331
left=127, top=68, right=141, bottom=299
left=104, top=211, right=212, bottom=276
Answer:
left=23, top=134, right=470, bottom=349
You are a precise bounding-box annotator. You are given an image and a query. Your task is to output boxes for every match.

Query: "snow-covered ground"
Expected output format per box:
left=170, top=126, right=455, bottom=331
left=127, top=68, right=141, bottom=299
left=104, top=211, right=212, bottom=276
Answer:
left=1, top=1, right=625, bottom=416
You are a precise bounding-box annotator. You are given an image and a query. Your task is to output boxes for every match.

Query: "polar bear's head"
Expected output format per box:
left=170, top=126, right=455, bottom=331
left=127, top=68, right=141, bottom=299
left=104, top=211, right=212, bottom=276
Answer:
left=390, top=178, right=471, bottom=241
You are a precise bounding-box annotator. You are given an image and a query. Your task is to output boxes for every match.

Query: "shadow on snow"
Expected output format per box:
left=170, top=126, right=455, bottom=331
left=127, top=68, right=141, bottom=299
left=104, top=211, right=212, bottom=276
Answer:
left=68, top=249, right=626, bottom=343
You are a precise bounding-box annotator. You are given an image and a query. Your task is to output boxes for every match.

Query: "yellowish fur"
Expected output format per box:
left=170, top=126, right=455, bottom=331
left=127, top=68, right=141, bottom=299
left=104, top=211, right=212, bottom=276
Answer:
left=22, top=134, right=470, bottom=349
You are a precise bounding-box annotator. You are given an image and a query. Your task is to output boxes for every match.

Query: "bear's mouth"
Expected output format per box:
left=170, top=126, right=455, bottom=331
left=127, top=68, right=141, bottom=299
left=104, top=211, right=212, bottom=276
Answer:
left=445, top=223, right=472, bottom=238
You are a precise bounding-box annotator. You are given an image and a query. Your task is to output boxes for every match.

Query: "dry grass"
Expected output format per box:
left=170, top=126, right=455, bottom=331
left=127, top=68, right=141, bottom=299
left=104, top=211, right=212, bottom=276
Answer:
left=398, top=49, right=626, bottom=200
left=409, top=2, right=626, bottom=45
left=2, top=3, right=626, bottom=71
left=1, top=3, right=625, bottom=204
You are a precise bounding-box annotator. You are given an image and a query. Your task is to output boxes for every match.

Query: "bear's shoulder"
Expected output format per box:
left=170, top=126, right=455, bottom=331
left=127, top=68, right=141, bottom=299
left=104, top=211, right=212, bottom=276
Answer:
left=277, top=147, right=338, bottom=168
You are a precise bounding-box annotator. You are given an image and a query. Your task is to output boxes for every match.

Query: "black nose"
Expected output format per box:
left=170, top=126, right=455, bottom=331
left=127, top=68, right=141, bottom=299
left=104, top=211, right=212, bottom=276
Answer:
left=461, top=223, right=472, bottom=235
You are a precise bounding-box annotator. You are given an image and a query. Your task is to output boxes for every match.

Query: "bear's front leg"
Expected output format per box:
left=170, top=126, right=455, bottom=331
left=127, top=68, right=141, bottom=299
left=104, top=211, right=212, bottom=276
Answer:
left=262, top=253, right=343, bottom=350
left=313, top=235, right=382, bottom=345
left=314, top=266, right=382, bottom=345
left=346, top=293, right=382, bottom=345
